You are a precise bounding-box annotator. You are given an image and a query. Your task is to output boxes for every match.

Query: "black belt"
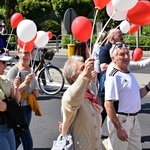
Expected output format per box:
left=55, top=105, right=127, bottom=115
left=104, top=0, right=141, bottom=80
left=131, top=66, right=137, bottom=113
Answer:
left=117, top=112, right=138, bottom=116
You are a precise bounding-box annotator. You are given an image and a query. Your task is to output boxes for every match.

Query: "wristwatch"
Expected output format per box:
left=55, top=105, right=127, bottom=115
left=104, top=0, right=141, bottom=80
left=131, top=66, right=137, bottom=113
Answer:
left=145, top=85, right=150, bottom=92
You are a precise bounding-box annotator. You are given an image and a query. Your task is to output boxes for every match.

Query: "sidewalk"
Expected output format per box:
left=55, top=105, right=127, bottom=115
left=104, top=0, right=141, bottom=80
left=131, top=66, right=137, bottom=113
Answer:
left=9, top=48, right=150, bottom=58
left=55, top=48, right=68, bottom=56
left=56, top=48, right=150, bottom=58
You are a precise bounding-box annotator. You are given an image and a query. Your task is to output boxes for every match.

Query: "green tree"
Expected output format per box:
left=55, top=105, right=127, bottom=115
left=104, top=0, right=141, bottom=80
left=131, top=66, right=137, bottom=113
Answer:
left=51, top=0, right=93, bottom=20
left=16, top=0, right=51, bottom=23
left=2, top=0, right=17, bottom=31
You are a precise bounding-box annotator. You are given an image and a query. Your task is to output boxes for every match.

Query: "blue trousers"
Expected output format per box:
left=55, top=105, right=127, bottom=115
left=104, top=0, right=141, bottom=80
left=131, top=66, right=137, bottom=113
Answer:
left=0, top=124, right=16, bottom=150
left=16, top=105, right=33, bottom=150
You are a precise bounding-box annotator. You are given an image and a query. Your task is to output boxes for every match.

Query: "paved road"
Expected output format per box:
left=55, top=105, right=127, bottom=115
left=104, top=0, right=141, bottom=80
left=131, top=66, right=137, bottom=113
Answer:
left=8, top=50, right=150, bottom=150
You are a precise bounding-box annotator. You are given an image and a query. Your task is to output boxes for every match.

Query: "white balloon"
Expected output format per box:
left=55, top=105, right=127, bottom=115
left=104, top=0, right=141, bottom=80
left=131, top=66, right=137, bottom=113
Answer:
left=106, top=1, right=128, bottom=21
left=17, top=19, right=37, bottom=43
left=120, top=20, right=130, bottom=34
left=112, top=0, right=138, bottom=11
left=34, top=31, right=49, bottom=48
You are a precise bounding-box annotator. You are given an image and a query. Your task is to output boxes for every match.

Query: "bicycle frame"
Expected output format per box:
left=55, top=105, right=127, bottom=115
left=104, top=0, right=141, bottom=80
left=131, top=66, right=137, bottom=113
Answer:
left=43, top=63, right=54, bottom=82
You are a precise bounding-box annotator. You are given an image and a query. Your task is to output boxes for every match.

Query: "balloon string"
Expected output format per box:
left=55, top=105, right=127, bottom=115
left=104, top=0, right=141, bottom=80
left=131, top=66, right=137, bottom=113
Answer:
left=95, top=10, right=116, bottom=45
left=31, top=48, right=38, bottom=71
left=89, top=9, right=99, bottom=56
left=6, top=28, right=14, bottom=49
left=100, top=24, right=120, bottom=46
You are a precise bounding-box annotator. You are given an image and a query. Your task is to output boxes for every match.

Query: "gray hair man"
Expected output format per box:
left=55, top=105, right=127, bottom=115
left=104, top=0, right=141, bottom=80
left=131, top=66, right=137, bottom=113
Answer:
left=104, top=42, right=150, bottom=150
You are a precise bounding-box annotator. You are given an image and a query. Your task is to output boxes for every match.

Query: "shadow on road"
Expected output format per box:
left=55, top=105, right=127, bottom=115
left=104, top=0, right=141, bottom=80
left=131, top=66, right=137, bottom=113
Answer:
left=141, top=135, right=150, bottom=143
left=34, top=148, right=50, bottom=150
left=37, top=88, right=67, bottom=101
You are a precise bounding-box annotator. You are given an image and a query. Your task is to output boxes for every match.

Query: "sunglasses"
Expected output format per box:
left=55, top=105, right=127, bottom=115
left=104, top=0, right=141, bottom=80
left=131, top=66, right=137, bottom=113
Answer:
left=114, top=42, right=128, bottom=49
left=111, top=42, right=128, bottom=55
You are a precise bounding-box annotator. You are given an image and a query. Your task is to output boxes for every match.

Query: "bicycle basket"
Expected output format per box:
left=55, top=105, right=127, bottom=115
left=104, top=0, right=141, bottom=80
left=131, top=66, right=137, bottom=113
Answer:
left=43, top=50, right=55, bottom=60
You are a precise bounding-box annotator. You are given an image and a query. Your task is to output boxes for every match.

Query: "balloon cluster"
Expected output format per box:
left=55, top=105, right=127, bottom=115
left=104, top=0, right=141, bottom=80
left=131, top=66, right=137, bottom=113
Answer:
left=90, top=0, right=150, bottom=61
left=71, top=0, right=150, bottom=42
left=10, top=13, right=53, bottom=52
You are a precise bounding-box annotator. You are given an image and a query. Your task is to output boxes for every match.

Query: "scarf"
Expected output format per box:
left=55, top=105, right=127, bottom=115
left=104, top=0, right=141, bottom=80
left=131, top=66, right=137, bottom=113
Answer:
left=84, top=89, right=98, bottom=104
left=84, top=89, right=103, bottom=113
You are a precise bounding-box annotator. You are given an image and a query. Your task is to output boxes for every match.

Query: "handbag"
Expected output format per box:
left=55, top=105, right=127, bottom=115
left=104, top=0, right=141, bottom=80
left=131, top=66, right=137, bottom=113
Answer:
left=0, top=97, right=28, bottom=137
left=51, top=133, right=73, bottom=150
left=51, top=110, right=79, bottom=150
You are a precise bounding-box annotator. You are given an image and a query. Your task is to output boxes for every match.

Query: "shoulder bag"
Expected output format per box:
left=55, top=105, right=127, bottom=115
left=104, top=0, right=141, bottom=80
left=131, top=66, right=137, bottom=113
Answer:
left=0, top=97, right=28, bottom=137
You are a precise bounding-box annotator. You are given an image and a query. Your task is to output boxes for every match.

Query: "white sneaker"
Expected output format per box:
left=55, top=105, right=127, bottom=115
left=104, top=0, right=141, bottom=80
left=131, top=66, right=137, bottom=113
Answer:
left=44, top=85, right=53, bottom=90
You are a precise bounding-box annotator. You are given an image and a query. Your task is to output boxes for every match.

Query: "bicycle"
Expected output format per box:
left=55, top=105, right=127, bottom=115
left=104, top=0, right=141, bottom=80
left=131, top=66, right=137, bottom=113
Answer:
left=33, top=48, right=65, bottom=95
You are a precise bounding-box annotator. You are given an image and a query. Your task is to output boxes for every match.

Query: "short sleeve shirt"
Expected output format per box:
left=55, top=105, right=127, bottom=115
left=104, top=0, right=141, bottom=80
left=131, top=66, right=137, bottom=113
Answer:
left=105, top=67, right=141, bottom=113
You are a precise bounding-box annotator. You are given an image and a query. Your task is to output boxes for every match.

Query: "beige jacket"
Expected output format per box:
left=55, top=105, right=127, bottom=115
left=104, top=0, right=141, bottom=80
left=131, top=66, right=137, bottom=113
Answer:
left=61, top=75, right=102, bottom=150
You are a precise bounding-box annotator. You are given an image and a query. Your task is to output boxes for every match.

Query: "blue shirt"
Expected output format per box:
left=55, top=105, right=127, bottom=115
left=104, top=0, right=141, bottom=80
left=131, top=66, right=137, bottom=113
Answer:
left=99, top=42, right=112, bottom=64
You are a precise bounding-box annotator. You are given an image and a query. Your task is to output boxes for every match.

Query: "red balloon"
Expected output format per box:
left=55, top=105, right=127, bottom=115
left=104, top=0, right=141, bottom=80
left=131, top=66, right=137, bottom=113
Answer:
left=93, top=0, right=111, bottom=9
left=71, top=16, right=92, bottom=42
left=18, top=38, right=34, bottom=52
left=127, top=1, right=150, bottom=26
left=129, top=24, right=139, bottom=34
left=47, top=31, right=53, bottom=39
left=10, top=13, right=23, bottom=29
left=132, top=48, right=143, bottom=61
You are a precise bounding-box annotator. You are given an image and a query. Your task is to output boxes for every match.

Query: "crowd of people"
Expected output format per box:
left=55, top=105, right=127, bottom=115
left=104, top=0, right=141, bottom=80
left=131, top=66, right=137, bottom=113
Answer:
left=59, top=28, right=150, bottom=150
left=0, top=20, right=150, bottom=150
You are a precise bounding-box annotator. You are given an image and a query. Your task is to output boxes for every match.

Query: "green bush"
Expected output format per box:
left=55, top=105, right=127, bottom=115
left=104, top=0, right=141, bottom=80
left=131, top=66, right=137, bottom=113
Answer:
left=38, top=19, right=61, bottom=36
left=61, top=35, right=76, bottom=49
left=61, top=34, right=98, bottom=49
left=124, top=34, right=150, bottom=51
left=6, top=34, right=17, bottom=48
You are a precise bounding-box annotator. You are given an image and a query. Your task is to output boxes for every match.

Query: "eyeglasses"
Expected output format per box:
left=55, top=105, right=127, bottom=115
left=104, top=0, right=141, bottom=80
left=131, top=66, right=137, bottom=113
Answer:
left=110, top=42, right=128, bottom=56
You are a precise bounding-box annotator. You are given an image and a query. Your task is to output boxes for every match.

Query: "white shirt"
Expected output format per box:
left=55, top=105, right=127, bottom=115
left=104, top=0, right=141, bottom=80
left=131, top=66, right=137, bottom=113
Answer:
left=105, top=68, right=141, bottom=113
left=92, top=44, right=101, bottom=73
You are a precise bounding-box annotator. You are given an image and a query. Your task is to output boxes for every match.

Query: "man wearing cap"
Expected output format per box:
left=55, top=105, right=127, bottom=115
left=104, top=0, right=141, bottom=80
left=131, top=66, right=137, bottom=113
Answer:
left=104, top=42, right=150, bottom=150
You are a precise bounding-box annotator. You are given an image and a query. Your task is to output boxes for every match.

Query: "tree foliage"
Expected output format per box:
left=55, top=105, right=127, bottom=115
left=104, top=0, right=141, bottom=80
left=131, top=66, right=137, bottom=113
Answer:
left=51, top=0, right=93, bottom=20
left=16, top=0, right=51, bottom=23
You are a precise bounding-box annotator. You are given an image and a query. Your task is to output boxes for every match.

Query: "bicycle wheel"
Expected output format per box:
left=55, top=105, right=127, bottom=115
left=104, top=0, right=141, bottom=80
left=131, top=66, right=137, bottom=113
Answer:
left=38, top=65, right=65, bottom=95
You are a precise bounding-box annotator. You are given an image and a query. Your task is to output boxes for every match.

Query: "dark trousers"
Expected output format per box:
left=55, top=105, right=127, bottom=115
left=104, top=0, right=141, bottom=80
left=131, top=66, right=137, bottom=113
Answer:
left=99, top=72, right=107, bottom=125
